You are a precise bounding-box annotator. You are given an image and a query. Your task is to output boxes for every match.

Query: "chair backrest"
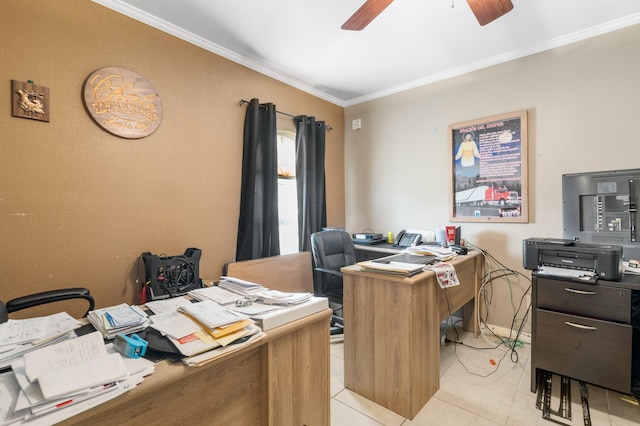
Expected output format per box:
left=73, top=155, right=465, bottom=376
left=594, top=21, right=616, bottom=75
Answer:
left=310, top=230, right=357, bottom=301
left=310, top=230, right=357, bottom=272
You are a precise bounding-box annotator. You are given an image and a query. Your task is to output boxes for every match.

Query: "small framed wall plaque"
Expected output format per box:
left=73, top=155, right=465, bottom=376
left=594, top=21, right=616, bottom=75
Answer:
left=83, top=66, right=163, bottom=139
left=12, top=80, right=50, bottom=122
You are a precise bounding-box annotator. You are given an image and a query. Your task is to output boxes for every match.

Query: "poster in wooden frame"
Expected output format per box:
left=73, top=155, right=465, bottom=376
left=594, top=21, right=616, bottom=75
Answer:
left=449, top=110, right=528, bottom=223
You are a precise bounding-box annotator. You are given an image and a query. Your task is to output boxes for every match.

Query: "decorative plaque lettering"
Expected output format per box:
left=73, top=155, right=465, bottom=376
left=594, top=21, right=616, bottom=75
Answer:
left=83, top=67, right=163, bottom=139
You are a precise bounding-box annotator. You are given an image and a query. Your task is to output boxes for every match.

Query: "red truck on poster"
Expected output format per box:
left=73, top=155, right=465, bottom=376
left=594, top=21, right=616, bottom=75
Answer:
left=455, top=185, right=520, bottom=207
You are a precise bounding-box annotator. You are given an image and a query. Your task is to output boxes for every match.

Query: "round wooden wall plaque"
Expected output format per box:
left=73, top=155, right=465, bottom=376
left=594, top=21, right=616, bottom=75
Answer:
left=83, top=67, right=163, bottom=139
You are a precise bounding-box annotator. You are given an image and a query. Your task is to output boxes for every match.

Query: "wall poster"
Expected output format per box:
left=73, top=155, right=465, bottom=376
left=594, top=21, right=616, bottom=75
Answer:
left=449, top=110, right=528, bottom=223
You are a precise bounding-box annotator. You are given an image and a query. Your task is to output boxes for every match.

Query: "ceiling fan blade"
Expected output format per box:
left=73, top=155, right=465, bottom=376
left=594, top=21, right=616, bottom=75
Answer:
left=341, top=0, right=394, bottom=31
left=466, top=0, right=514, bottom=26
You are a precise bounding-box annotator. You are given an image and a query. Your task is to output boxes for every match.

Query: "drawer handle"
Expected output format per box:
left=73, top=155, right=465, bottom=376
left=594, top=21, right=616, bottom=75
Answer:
left=564, top=321, right=597, bottom=330
left=564, top=288, right=596, bottom=295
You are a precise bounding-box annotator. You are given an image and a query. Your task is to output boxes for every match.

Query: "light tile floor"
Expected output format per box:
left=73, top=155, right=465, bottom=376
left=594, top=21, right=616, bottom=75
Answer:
left=329, top=326, right=640, bottom=425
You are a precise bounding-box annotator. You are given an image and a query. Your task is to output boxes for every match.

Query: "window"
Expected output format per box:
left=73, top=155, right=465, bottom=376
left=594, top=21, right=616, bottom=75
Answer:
left=277, top=131, right=298, bottom=254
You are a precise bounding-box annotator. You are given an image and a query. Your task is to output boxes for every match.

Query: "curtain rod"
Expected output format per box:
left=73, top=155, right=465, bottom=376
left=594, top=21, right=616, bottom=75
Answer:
left=239, top=99, right=332, bottom=131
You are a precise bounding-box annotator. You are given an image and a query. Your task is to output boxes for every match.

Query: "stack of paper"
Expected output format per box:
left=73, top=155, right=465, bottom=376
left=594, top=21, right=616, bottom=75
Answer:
left=190, top=285, right=312, bottom=307
left=87, top=303, right=150, bottom=339
left=0, top=331, right=155, bottom=425
left=179, top=299, right=249, bottom=329
left=22, top=332, right=128, bottom=400
left=246, top=297, right=329, bottom=331
left=217, top=276, right=265, bottom=295
left=144, top=296, right=193, bottom=315
left=189, top=286, right=245, bottom=305
left=189, top=281, right=328, bottom=331
left=149, top=300, right=262, bottom=358
left=181, top=330, right=264, bottom=367
left=0, top=312, right=81, bottom=370
left=255, top=289, right=312, bottom=305
left=357, top=259, right=426, bottom=277
left=405, top=244, right=457, bottom=261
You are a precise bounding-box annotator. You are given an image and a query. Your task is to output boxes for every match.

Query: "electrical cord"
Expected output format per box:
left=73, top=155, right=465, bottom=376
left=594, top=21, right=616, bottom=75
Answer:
left=442, top=288, right=511, bottom=379
left=159, top=255, right=196, bottom=295
left=467, top=241, right=532, bottom=348
left=442, top=240, right=532, bottom=377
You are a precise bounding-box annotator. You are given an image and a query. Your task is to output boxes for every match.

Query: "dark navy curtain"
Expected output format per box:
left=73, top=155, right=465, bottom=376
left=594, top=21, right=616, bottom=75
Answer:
left=236, top=99, right=280, bottom=261
left=294, top=115, right=327, bottom=252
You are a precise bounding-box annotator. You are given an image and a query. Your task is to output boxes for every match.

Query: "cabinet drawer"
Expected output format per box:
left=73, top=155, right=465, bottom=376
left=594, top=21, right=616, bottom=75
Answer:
left=535, top=309, right=632, bottom=394
left=536, top=278, right=631, bottom=323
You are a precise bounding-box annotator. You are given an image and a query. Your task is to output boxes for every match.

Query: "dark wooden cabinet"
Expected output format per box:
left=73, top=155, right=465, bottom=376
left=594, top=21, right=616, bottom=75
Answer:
left=531, top=274, right=640, bottom=395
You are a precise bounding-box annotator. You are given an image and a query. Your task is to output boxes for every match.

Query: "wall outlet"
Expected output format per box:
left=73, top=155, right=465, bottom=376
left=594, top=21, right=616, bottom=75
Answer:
left=352, top=118, right=362, bottom=130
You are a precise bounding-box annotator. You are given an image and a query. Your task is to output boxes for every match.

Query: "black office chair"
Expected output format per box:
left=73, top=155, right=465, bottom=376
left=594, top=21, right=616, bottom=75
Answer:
left=310, top=230, right=358, bottom=335
left=0, top=288, right=95, bottom=324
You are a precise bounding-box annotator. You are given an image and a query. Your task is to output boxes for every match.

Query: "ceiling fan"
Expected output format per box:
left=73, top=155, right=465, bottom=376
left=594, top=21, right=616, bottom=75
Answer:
left=341, top=0, right=514, bottom=31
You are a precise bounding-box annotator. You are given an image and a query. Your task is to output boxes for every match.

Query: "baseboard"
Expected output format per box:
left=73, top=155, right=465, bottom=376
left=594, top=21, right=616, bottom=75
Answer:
left=441, top=317, right=532, bottom=345
left=482, top=323, right=531, bottom=344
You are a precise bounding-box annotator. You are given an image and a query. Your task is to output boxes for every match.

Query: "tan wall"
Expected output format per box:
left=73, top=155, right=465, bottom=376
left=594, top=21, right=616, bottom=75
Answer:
left=1, top=0, right=345, bottom=313
left=345, top=24, right=640, bottom=331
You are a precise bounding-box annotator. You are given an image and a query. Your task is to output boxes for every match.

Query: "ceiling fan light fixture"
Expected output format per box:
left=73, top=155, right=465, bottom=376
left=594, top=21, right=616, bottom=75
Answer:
left=466, top=0, right=514, bottom=26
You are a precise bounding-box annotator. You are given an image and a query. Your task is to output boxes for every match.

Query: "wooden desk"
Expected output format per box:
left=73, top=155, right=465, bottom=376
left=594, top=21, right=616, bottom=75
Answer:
left=342, top=251, right=481, bottom=419
left=61, top=309, right=332, bottom=426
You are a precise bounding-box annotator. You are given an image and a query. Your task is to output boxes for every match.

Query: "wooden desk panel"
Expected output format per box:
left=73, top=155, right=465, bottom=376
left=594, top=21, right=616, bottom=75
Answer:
left=437, top=252, right=481, bottom=335
left=342, top=251, right=481, bottom=419
left=61, top=309, right=332, bottom=426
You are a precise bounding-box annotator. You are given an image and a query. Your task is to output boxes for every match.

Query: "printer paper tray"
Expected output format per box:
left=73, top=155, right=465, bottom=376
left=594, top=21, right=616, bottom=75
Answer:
left=536, top=266, right=597, bottom=283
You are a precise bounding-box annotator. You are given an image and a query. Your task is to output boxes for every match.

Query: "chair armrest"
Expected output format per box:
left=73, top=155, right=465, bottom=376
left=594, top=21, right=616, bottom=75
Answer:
left=314, top=267, right=343, bottom=279
left=6, top=288, right=95, bottom=317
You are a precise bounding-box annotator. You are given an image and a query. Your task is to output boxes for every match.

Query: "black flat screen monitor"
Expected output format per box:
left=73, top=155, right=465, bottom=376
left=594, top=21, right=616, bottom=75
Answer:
left=563, top=168, right=640, bottom=261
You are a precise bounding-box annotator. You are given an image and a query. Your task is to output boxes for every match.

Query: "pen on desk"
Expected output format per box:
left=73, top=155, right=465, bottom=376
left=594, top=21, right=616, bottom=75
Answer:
left=105, top=312, right=116, bottom=328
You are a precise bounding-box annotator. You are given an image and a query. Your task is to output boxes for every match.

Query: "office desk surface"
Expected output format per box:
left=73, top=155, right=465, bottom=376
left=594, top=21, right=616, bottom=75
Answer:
left=353, top=241, right=399, bottom=253
left=342, top=251, right=481, bottom=419
left=61, top=308, right=332, bottom=426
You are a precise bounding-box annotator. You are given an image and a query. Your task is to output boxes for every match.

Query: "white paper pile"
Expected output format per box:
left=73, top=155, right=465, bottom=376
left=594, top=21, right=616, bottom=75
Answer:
left=87, top=303, right=150, bottom=339
left=217, top=276, right=265, bottom=295
left=405, top=244, right=457, bottom=261
left=357, top=259, right=426, bottom=277
left=207, top=278, right=312, bottom=306
left=144, top=296, right=193, bottom=315
left=0, top=312, right=81, bottom=370
left=190, top=281, right=328, bottom=332
left=255, top=289, right=312, bottom=305
left=0, top=331, right=155, bottom=425
left=148, top=299, right=262, bottom=360
left=179, top=299, right=248, bottom=329
left=188, top=286, right=244, bottom=305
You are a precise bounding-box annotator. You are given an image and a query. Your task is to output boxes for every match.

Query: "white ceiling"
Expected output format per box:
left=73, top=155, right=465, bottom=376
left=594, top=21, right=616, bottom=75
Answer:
left=94, top=0, right=640, bottom=107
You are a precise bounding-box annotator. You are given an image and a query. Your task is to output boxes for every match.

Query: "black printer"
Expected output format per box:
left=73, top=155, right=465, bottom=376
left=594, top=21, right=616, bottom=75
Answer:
left=522, top=237, right=622, bottom=281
